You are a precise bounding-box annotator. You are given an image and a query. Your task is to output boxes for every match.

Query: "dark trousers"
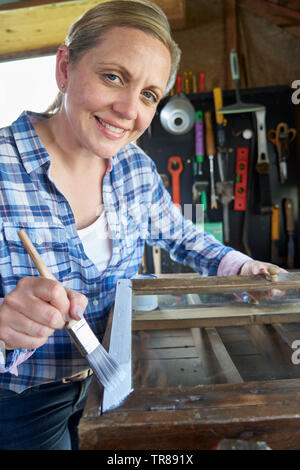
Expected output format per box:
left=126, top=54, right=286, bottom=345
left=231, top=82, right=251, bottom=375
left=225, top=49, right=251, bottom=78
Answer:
left=0, top=375, right=93, bottom=450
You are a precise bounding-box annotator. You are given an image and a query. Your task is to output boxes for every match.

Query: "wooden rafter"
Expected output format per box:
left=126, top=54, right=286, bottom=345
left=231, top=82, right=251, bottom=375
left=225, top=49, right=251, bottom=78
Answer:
left=0, top=0, right=186, bottom=61
left=238, top=0, right=300, bottom=40
left=0, top=0, right=67, bottom=9
left=239, top=0, right=300, bottom=22
left=274, top=0, right=300, bottom=13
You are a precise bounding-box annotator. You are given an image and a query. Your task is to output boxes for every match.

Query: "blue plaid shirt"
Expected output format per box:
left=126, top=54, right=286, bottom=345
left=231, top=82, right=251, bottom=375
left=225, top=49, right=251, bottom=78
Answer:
left=0, top=111, right=232, bottom=392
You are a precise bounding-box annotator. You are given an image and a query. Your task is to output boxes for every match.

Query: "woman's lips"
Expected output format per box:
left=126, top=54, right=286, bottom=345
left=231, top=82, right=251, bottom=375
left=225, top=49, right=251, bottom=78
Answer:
left=94, top=116, right=128, bottom=138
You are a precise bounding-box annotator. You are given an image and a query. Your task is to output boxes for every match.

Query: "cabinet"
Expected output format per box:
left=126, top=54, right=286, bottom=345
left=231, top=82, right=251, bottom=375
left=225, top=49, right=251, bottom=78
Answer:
left=79, top=272, right=300, bottom=450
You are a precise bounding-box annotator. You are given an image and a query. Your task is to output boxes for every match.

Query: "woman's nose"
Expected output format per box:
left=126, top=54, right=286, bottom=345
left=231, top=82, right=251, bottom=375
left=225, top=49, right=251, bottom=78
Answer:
left=112, top=90, right=139, bottom=121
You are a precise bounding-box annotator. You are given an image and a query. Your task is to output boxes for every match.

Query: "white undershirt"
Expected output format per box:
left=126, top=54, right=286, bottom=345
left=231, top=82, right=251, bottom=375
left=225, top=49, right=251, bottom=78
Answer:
left=77, top=211, right=113, bottom=273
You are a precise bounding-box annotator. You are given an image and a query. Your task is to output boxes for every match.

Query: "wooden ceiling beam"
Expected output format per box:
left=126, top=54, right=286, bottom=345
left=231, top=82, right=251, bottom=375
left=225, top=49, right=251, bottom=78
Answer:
left=276, top=0, right=300, bottom=12
left=0, top=0, right=67, bottom=9
left=238, top=0, right=300, bottom=29
left=0, top=0, right=68, bottom=10
left=0, top=0, right=186, bottom=61
left=281, top=24, right=300, bottom=40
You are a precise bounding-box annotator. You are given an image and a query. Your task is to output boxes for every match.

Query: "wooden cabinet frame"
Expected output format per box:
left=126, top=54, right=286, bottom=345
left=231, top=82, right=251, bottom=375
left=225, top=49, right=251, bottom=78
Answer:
left=79, top=272, right=300, bottom=450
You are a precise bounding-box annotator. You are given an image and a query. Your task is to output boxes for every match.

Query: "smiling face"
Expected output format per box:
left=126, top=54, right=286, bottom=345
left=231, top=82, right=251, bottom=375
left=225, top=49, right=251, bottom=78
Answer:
left=55, top=26, right=171, bottom=159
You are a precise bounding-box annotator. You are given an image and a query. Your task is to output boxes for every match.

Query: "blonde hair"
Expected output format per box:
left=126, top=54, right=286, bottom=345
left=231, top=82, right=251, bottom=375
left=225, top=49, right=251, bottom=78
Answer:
left=46, top=0, right=181, bottom=114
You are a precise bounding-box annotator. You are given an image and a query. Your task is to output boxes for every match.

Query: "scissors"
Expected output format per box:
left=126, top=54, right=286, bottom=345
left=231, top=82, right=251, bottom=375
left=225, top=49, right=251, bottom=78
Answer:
left=267, top=122, right=296, bottom=183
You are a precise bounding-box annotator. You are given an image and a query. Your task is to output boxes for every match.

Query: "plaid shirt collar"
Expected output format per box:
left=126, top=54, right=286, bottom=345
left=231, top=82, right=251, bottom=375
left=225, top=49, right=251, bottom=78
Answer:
left=11, top=110, right=113, bottom=175
left=11, top=111, right=51, bottom=174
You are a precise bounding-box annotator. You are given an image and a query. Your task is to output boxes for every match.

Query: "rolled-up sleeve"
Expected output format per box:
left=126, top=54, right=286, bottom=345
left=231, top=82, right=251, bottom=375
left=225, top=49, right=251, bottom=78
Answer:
left=217, top=250, right=252, bottom=276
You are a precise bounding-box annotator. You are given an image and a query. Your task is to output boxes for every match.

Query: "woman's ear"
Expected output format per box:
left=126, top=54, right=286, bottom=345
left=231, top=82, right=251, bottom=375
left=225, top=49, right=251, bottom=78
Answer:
left=55, top=44, right=70, bottom=92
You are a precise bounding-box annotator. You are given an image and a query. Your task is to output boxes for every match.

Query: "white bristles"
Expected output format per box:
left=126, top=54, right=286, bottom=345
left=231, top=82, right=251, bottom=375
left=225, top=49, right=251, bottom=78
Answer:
left=102, top=360, right=133, bottom=411
left=66, top=318, right=126, bottom=390
left=86, top=344, right=126, bottom=391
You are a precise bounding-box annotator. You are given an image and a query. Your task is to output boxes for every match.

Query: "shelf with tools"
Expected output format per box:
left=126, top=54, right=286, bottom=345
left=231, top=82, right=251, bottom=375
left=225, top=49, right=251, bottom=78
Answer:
left=139, top=84, right=298, bottom=274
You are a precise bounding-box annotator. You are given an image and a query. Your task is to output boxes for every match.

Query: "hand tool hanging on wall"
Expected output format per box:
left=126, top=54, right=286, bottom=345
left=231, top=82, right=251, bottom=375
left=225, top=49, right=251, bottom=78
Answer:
left=168, top=74, right=181, bottom=96
left=138, top=246, right=149, bottom=274
left=277, top=123, right=297, bottom=182
left=183, top=71, right=193, bottom=94
left=241, top=115, right=256, bottom=257
left=192, top=74, right=197, bottom=93
left=216, top=181, right=234, bottom=244
left=194, top=111, right=205, bottom=178
left=176, top=74, right=182, bottom=94
left=255, top=108, right=272, bottom=215
left=192, top=181, right=208, bottom=206
left=234, top=147, right=249, bottom=211
left=204, top=111, right=218, bottom=209
left=218, top=50, right=264, bottom=115
left=284, top=198, right=295, bottom=269
left=152, top=246, right=161, bottom=275
left=199, top=72, right=205, bottom=92
left=200, top=190, right=223, bottom=243
left=217, top=50, right=271, bottom=216
left=160, top=74, right=195, bottom=135
left=267, top=123, right=297, bottom=184
left=271, top=204, right=280, bottom=265
left=213, top=87, right=228, bottom=181
left=168, top=156, right=183, bottom=209
left=193, top=182, right=223, bottom=244
left=211, top=90, right=234, bottom=243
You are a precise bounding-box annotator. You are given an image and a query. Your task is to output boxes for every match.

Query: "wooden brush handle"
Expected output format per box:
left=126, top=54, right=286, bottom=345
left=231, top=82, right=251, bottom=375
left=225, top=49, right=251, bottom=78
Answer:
left=18, top=229, right=56, bottom=281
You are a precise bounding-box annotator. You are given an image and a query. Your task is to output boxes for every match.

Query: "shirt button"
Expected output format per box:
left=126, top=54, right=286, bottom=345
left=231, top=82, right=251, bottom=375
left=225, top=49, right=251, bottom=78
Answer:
left=93, top=300, right=99, bottom=306
left=36, top=237, right=43, bottom=245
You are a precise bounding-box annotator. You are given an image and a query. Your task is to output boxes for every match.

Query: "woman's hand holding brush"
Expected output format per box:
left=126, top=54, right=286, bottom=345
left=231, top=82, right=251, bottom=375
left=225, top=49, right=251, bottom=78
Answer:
left=0, top=275, right=87, bottom=351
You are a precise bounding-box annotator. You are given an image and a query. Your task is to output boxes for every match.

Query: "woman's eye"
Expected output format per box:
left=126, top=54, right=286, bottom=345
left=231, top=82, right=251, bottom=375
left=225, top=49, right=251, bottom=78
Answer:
left=142, top=91, right=158, bottom=103
left=104, top=73, right=121, bottom=83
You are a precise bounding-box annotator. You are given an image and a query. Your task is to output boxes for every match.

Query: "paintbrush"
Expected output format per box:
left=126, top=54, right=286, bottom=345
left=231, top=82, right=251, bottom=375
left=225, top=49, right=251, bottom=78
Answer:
left=18, top=228, right=124, bottom=391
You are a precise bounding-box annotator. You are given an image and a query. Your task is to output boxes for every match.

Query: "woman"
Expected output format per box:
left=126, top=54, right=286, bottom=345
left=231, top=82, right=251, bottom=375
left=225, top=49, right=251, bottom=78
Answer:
left=0, top=0, right=283, bottom=450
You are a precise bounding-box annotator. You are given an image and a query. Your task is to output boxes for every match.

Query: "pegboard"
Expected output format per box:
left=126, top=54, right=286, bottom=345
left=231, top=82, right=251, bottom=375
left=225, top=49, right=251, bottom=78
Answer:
left=139, top=85, right=298, bottom=274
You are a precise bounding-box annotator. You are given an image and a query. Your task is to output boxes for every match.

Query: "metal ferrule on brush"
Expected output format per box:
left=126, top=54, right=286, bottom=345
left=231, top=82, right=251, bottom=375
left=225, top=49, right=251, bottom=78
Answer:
left=67, top=318, right=100, bottom=357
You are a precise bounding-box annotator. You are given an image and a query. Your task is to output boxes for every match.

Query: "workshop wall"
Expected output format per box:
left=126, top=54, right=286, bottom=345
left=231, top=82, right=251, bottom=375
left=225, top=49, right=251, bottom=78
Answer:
left=139, top=0, right=300, bottom=275
left=140, top=86, right=298, bottom=273
left=172, top=0, right=300, bottom=90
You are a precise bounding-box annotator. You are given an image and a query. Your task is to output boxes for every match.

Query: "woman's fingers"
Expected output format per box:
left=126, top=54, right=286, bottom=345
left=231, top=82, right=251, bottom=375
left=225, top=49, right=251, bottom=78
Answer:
left=239, top=260, right=288, bottom=301
left=0, top=307, right=55, bottom=350
left=0, top=276, right=88, bottom=350
left=5, top=277, right=69, bottom=328
left=65, top=287, right=88, bottom=321
left=239, top=260, right=286, bottom=277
